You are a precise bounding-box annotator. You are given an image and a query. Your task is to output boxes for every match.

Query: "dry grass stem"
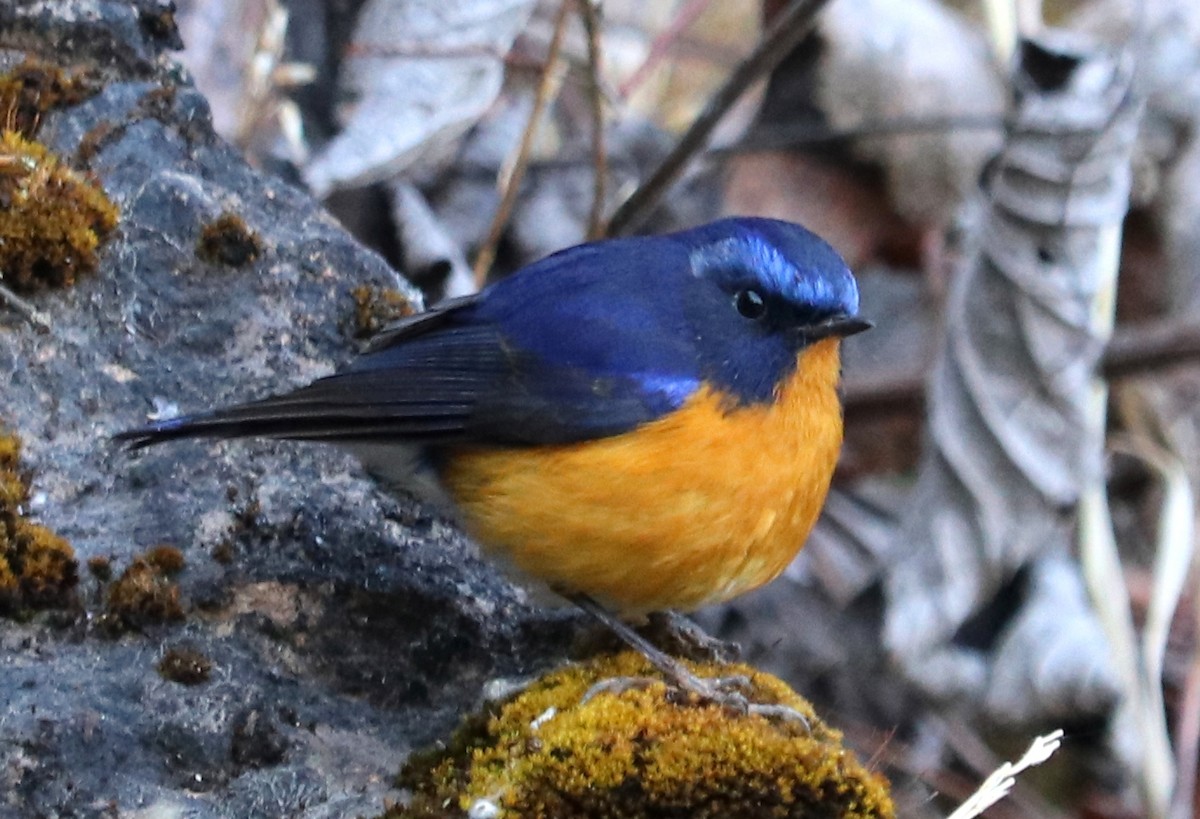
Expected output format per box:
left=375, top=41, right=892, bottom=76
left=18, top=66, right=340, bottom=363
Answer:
left=945, top=730, right=1064, bottom=819
left=472, top=0, right=572, bottom=286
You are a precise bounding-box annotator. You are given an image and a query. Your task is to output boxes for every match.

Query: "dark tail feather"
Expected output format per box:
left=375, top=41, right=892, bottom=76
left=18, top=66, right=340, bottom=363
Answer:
left=115, top=393, right=468, bottom=450
left=114, top=405, right=344, bottom=450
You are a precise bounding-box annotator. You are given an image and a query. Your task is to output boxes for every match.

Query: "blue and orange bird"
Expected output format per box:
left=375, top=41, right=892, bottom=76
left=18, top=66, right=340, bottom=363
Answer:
left=119, top=217, right=868, bottom=697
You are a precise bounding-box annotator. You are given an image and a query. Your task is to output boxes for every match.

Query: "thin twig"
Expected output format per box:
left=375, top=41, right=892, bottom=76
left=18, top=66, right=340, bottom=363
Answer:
left=0, top=280, right=51, bottom=333
left=605, top=0, right=833, bottom=236
left=616, top=0, right=714, bottom=100
left=472, top=1, right=573, bottom=286
left=578, top=0, right=607, bottom=240
left=1111, top=430, right=1193, bottom=819
left=710, top=114, right=1008, bottom=155
left=844, top=315, right=1200, bottom=423
left=1173, top=628, right=1200, bottom=819
left=444, top=114, right=1007, bottom=181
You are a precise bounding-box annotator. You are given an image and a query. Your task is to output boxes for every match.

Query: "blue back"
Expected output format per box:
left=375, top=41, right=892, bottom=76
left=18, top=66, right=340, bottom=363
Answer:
left=139, top=218, right=863, bottom=448
left=467, top=217, right=858, bottom=409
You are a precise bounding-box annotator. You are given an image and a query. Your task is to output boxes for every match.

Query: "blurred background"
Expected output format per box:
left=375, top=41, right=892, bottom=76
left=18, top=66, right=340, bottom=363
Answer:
left=166, top=0, right=1200, bottom=816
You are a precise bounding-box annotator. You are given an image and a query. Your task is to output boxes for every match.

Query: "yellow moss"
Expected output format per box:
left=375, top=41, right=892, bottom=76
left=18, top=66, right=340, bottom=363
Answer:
left=0, top=557, right=17, bottom=598
left=0, top=58, right=102, bottom=139
left=0, top=130, right=119, bottom=293
left=0, top=425, right=78, bottom=614
left=0, top=463, right=25, bottom=510
left=388, top=651, right=894, bottom=819
left=196, top=212, right=263, bottom=267
left=101, top=547, right=186, bottom=633
left=0, top=432, right=20, bottom=466
left=145, top=543, right=185, bottom=575
left=13, top=527, right=77, bottom=606
left=86, top=554, right=113, bottom=581
left=351, top=285, right=417, bottom=339
left=157, top=644, right=213, bottom=685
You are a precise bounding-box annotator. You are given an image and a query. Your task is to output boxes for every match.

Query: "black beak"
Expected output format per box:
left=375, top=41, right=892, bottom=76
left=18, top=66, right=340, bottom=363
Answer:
left=802, top=315, right=873, bottom=341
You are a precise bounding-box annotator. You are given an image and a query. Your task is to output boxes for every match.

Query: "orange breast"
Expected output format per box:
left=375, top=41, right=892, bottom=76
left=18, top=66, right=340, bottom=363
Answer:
left=439, top=338, right=845, bottom=615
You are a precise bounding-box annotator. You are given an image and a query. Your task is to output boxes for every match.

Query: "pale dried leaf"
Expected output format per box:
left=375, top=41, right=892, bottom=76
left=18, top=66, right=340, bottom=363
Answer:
left=388, top=182, right=475, bottom=300
left=1071, top=0, right=1200, bottom=308
left=984, top=556, right=1121, bottom=722
left=816, top=0, right=1005, bottom=227
left=884, top=34, right=1142, bottom=723
left=1162, top=136, right=1200, bottom=311
left=303, top=0, right=537, bottom=197
left=175, top=0, right=269, bottom=138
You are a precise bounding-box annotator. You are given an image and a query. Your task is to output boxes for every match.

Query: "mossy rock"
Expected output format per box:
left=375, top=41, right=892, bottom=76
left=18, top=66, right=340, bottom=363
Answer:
left=387, top=651, right=894, bottom=819
left=0, top=425, right=78, bottom=614
left=0, top=130, right=118, bottom=293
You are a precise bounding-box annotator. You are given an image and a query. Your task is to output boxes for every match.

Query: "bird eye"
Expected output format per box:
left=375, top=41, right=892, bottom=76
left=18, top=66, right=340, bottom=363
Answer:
left=734, top=288, right=767, bottom=320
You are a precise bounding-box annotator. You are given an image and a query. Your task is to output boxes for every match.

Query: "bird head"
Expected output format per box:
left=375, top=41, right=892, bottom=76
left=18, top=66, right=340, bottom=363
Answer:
left=678, top=217, right=869, bottom=404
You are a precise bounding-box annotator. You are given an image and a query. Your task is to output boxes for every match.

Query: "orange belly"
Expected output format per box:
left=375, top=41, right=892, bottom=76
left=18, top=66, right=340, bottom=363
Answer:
left=439, top=339, right=845, bottom=615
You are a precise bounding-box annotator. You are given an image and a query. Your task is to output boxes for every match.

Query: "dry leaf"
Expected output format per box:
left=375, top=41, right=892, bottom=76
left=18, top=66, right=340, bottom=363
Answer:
left=816, top=0, right=1005, bottom=229
left=883, top=34, right=1140, bottom=725
left=303, top=0, right=537, bottom=197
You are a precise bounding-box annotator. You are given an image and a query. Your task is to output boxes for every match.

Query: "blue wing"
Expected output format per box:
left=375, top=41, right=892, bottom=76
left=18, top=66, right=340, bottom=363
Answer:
left=118, top=236, right=704, bottom=449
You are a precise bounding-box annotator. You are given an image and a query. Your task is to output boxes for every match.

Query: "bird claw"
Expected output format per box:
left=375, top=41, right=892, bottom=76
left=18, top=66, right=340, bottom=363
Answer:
left=675, top=674, right=809, bottom=728
left=581, top=675, right=659, bottom=704
left=746, top=702, right=812, bottom=729
left=565, top=596, right=809, bottom=730
left=582, top=672, right=810, bottom=730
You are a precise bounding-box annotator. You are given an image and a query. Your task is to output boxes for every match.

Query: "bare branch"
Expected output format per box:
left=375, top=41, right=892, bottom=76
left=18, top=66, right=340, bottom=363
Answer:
left=472, top=1, right=573, bottom=286
left=605, top=0, right=832, bottom=236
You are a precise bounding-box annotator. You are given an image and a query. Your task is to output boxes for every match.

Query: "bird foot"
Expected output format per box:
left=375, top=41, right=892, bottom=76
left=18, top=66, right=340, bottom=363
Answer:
left=668, top=671, right=810, bottom=727
left=581, top=670, right=809, bottom=728
left=566, top=594, right=809, bottom=728
left=643, top=610, right=741, bottom=664
left=581, top=675, right=658, bottom=703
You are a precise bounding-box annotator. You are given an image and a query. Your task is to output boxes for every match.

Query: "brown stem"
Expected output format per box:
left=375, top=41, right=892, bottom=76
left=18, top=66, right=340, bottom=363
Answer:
left=578, top=0, right=608, bottom=241
left=605, top=0, right=833, bottom=237
left=472, top=1, right=573, bottom=286
left=844, top=316, right=1200, bottom=423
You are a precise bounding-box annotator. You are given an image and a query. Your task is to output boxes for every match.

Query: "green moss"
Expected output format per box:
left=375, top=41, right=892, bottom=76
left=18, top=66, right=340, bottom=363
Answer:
left=0, top=425, right=79, bottom=615
left=351, top=285, right=417, bottom=339
left=0, top=130, right=119, bottom=293
left=386, top=651, right=894, bottom=819
left=196, top=212, right=263, bottom=267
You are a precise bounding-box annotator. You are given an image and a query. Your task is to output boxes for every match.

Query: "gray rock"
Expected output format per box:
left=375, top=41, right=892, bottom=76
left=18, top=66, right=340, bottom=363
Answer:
left=0, top=3, right=573, bottom=816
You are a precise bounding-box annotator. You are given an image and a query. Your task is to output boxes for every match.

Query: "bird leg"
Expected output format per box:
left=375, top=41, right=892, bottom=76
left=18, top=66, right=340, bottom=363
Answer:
left=643, top=610, right=740, bottom=664
left=567, top=593, right=807, bottom=727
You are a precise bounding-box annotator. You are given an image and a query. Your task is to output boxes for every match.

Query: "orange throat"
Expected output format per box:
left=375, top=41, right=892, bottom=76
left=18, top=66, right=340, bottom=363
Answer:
left=440, top=339, right=846, bottom=615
